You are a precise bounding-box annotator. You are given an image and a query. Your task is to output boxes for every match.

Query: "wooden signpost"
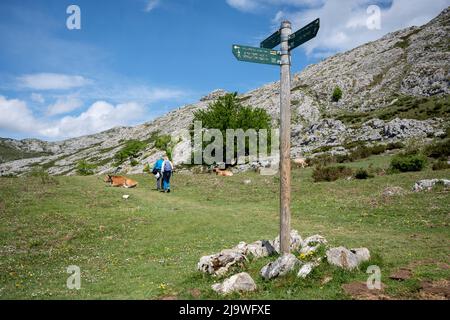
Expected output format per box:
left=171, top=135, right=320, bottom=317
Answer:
left=232, top=19, right=320, bottom=254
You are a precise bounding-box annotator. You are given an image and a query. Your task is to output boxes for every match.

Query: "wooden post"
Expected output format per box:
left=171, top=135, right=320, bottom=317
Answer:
left=279, top=21, right=292, bottom=255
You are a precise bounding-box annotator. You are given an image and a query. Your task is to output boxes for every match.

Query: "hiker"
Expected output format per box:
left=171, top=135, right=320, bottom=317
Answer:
left=152, top=156, right=164, bottom=190
left=161, top=156, right=173, bottom=193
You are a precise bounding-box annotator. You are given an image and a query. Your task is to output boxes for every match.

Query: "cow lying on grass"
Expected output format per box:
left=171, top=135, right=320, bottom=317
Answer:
left=104, top=175, right=138, bottom=188
left=213, top=168, right=234, bottom=177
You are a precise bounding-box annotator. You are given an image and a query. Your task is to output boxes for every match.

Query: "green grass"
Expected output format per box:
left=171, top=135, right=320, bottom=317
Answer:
left=0, top=154, right=448, bottom=299
left=0, top=142, right=53, bottom=164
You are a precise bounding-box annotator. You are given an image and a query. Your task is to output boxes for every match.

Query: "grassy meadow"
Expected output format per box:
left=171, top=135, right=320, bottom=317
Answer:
left=0, top=154, right=449, bottom=299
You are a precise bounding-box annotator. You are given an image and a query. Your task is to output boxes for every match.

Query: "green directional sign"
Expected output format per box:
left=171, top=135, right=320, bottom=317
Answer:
left=288, top=18, right=320, bottom=50
left=232, top=44, right=281, bottom=66
left=260, top=29, right=281, bottom=49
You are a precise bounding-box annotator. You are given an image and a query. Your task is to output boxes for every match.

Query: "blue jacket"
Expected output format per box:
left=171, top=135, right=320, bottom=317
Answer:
left=154, top=159, right=163, bottom=171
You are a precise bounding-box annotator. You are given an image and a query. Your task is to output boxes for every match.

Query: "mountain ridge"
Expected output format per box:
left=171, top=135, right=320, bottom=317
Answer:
left=1, top=7, right=449, bottom=176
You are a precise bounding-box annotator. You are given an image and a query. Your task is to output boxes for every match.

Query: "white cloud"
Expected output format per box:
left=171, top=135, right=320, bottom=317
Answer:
left=31, top=93, right=45, bottom=104
left=0, top=95, right=147, bottom=139
left=272, top=0, right=449, bottom=57
left=0, top=96, right=37, bottom=133
left=43, top=101, right=146, bottom=138
left=145, top=0, right=160, bottom=12
left=18, top=73, right=91, bottom=90
left=46, top=96, right=83, bottom=116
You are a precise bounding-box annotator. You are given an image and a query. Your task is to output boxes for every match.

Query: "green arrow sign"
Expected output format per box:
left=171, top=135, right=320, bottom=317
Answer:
left=232, top=44, right=281, bottom=66
left=288, top=18, right=320, bottom=50
left=260, top=30, right=281, bottom=49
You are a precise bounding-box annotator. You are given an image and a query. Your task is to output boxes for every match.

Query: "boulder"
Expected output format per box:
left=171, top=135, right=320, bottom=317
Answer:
left=297, top=262, right=319, bottom=278
left=326, top=247, right=370, bottom=270
left=412, top=179, right=450, bottom=192
left=300, top=234, right=328, bottom=255
left=260, top=254, right=299, bottom=280
left=247, top=240, right=276, bottom=258
left=211, top=272, right=257, bottom=295
left=198, top=249, right=247, bottom=276
left=232, top=240, right=276, bottom=258
left=271, top=230, right=303, bottom=254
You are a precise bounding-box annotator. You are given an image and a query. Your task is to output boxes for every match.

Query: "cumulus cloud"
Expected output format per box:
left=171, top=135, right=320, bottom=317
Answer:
left=0, top=95, right=147, bottom=140
left=145, top=0, right=160, bottom=12
left=46, top=96, right=83, bottom=116
left=43, top=101, right=146, bottom=138
left=0, top=96, right=37, bottom=133
left=271, top=0, right=449, bottom=57
left=18, top=73, right=91, bottom=90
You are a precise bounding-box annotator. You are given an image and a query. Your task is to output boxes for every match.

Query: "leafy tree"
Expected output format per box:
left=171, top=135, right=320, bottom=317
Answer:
left=192, top=93, right=272, bottom=164
left=332, top=86, right=343, bottom=102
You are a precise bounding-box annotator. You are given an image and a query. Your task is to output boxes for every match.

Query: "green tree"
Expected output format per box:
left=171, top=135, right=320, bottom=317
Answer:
left=332, top=86, right=343, bottom=102
left=192, top=93, right=272, bottom=164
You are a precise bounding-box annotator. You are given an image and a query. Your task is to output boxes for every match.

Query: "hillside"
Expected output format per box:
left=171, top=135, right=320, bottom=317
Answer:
left=0, top=7, right=449, bottom=177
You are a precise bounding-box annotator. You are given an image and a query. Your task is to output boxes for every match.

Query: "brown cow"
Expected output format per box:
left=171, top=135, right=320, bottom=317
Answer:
left=104, top=175, right=138, bottom=188
left=213, top=168, right=234, bottom=177
left=292, top=158, right=308, bottom=168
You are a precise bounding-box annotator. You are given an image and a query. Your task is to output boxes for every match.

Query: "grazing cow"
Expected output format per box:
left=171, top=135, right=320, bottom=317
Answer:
left=292, top=158, right=308, bottom=168
left=104, top=175, right=138, bottom=188
left=213, top=168, right=234, bottom=177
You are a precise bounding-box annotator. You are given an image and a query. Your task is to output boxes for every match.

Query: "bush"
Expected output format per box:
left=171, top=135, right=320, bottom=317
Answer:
left=76, top=160, right=97, bottom=176
left=114, top=140, right=147, bottom=165
left=331, top=86, right=343, bottom=102
left=312, top=165, right=353, bottom=182
left=389, top=154, right=427, bottom=173
left=354, top=169, right=374, bottom=179
left=29, top=166, right=56, bottom=184
left=423, top=139, right=450, bottom=159
left=432, top=160, right=450, bottom=171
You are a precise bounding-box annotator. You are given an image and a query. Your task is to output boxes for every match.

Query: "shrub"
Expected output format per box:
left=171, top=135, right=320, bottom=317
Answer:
left=29, top=166, right=56, bottom=184
left=432, top=160, right=450, bottom=171
left=312, top=165, right=353, bottom=182
left=389, top=154, right=427, bottom=173
left=76, top=160, right=97, bottom=176
left=386, top=141, right=404, bottom=150
left=423, top=139, right=450, bottom=159
left=331, top=86, right=343, bottom=102
left=354, top=169, right=374, bottom=179
left=114, top=140, right=147, bottom=165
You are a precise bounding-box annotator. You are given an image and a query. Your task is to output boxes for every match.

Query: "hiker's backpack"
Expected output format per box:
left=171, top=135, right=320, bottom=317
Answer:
left=164, top=160, right=172, bottom=172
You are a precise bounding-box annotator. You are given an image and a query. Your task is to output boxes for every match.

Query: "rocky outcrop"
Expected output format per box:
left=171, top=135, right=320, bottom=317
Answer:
left=412, top=179, right=450, bottom=192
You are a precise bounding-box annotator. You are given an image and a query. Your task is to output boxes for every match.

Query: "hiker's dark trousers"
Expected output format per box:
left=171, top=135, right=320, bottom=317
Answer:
left=163, top=171, right=172, bottom=191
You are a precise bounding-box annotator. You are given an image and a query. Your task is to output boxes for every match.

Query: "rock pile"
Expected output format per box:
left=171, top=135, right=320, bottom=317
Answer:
left=197, top=230, right=371, bottom=295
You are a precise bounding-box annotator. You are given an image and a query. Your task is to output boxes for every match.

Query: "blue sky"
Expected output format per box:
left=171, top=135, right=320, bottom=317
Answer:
left=0, top=0, right=448, bottom=141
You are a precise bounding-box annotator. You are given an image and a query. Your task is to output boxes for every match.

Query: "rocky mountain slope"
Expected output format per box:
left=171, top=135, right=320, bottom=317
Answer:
left=1, top=7, right=449, bottom=176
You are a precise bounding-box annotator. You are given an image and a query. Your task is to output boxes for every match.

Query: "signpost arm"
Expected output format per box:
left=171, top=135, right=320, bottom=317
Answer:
left=279, top=21, right=292, bottom=255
